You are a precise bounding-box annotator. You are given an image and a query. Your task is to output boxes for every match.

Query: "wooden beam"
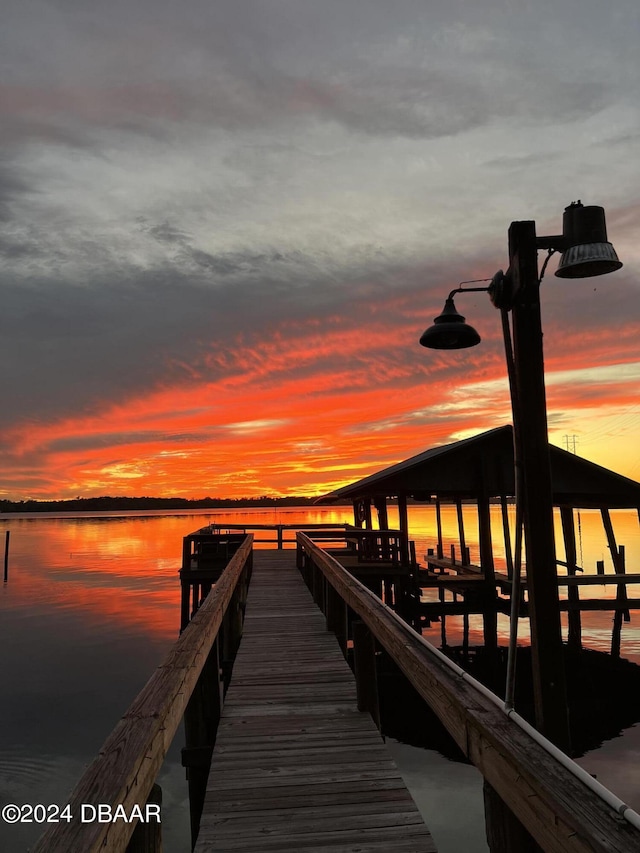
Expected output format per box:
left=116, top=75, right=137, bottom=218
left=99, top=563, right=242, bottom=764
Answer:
left=455, top=498, right=467, bottom=565
left=601, top=509, right=629, bottom=658
left=477, top=490, right=498, bottom=652
left=374, top=496, right=389, bottom=531
left=560, top=507, right=582, bottom=650
left=500, top=495, right=514, bottom=580
left=435, top=499, right=443, bottom=558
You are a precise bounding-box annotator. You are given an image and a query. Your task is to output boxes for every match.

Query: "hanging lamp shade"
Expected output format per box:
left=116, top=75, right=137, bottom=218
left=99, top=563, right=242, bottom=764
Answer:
left=419, top=297, right=481, bottom=349
left=555, top=202, right=623, bottom=278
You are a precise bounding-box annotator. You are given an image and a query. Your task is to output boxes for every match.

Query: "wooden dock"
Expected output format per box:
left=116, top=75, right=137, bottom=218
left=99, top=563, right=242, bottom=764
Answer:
left=194, top=550, right=436, bottom=853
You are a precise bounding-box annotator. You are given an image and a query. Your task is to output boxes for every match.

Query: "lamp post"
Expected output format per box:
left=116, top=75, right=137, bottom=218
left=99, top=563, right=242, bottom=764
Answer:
left=420, top=202, right=622, bottom=751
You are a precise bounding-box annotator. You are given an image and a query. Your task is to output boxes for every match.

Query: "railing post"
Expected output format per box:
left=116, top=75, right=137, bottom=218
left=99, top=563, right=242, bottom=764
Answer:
left=483, top=781, right=542, bottom=852
left=352, top=620, right=380, bottom=731
left=182, top=637, right=224, bottom=848
left=125, top=784, right=162, bottom=853
left=325, top=581, right=338, bottom=633
left=180, top=580, right=191, bottom=633
left=311, top=561, right=322, bottom=605
left=335, top=597, right=348, bottom=659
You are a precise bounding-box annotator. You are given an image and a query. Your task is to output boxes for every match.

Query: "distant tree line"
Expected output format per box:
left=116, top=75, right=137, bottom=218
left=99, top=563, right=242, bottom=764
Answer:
left=0, top=495, right=318, bottom=513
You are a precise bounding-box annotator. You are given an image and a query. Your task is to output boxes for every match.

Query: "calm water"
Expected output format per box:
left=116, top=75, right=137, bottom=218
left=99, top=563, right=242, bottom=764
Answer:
left=0, top=506, right=638, bottom=852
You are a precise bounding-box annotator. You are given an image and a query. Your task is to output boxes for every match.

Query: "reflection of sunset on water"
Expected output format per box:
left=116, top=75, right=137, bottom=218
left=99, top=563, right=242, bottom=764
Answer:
left=4, top=514, right=209, bottom=638
left=4, top=505, right=637, bottom=655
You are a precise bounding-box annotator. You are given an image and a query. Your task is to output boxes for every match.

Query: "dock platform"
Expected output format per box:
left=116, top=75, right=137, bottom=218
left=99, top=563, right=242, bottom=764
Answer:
left=194, top=550, right=436, bottom=852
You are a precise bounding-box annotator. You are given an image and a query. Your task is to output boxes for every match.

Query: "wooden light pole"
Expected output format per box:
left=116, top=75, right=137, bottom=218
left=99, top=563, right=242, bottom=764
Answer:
left=420, top=202, right=623, bottom=752
left=508, top=220, right=570, bottom=751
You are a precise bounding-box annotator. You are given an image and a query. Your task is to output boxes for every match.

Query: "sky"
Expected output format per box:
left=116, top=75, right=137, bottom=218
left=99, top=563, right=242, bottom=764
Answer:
left=1, top=0, right=639, bottom=500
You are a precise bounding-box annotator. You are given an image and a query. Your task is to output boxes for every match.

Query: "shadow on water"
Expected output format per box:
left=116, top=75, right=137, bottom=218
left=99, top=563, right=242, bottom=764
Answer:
left=378, top=644, right=640, bottom=759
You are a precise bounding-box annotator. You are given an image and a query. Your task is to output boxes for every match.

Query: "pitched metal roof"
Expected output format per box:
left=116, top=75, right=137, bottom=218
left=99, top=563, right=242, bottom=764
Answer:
left=317, top=425, right=640, bottom=509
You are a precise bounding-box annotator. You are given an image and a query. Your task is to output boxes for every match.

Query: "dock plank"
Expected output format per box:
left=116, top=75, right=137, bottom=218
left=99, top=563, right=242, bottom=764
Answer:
left=194, top=550, right=436, bottom=852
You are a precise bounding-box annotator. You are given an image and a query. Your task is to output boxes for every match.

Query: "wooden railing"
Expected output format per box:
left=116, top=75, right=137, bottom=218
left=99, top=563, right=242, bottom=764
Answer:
left=296, top=532, right=640, bottom=853
left=187, top=521, right=352, bottom=550
left=33, top=535, right=253, bottom=853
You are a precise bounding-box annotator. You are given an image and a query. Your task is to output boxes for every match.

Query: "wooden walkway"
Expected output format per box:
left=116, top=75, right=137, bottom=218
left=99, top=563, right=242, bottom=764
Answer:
left=195, top=550, right=436, bottom=853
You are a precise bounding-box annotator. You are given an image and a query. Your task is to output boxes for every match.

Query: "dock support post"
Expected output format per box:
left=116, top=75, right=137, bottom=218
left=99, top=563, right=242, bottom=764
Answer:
left=353, top=620, right=381, bottom=730
left=612, top=545, right=628, bottom=658
left=374, top=496, right=389, bottom=531
left=435, top=499, right=444, bottom=558
left=477, top=491, right=498, bottom=653
left=500, top=495, right=514, bottom=580
left=125, top=783, right=162, bottom=853
left=456, top=498, right=467, bottom=567
left=483, top=782, right=542, bottom=852
left=325, top=580, right=338, bottom=632
left=321, top=569, right=348, bottom=658
left=601, top=509, right=629, bottom=657
left=183, top=638, right=224, bottom=849
left=560, top=506, right=582, bottom=650
left=3, top=530, right=8, bottom=582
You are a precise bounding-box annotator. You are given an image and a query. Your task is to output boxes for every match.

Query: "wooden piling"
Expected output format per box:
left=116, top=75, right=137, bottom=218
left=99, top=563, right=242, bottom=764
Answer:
left=374, top=495, right=389, bottom=530
left=477, top=492, right=498, bottom=652
left=183, top=637, right=224, bottom=846
left=455, top=497, right=467, bottom=567
left=601, top=509, right=629, bottom=657
left=612, top=545, right=628, bottom=658
left=435, top=498, right=444, bottom=558
left=125, top=784, right=162, bottom=853
left=484, top=782, right=542, bottom=853
left=4, top=530, right=9, bottom=582
left=560, top=507, right=582, bottom=650
left=352, top=620, right=381, bottom=730
left=500, top=495, right=514, bottom=580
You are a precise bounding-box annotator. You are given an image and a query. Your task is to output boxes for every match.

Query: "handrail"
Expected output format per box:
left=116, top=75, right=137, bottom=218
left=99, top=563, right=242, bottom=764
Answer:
left=297, top=532, right=640, bottom=853
left=33, top=535, right=253, bottom=853
left=188, top=522, right=353, bottom=549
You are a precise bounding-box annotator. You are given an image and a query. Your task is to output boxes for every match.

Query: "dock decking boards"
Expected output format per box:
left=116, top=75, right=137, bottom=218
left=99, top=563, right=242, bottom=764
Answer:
left=195, top=550, right=436, bottom=852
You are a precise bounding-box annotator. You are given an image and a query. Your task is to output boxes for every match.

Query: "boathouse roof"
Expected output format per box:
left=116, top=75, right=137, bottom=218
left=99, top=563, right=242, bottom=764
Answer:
left=318, top=425, right=640, bottom=509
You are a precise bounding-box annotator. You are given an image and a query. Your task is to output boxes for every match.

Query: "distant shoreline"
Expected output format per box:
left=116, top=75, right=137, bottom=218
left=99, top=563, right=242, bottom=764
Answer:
left=0, top=495, right=516, bottom=514
left=0, top=496, right=319, bottom=514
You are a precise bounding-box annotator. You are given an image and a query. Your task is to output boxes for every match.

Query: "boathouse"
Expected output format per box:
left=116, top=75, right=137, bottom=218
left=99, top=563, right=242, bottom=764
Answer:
left=317, top=424, right=640, bottom=655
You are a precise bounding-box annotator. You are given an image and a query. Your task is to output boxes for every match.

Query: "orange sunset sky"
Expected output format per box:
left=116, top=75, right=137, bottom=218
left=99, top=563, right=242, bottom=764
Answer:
left=1, top=2, right=639, bottom=500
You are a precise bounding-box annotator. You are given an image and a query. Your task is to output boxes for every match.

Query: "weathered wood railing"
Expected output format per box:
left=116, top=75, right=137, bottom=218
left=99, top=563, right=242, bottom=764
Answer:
left=33, top=534, right=253, bottom=853
left=186, top=521, right=352, bottom=550
left=296, top=532, right=640, bottom=853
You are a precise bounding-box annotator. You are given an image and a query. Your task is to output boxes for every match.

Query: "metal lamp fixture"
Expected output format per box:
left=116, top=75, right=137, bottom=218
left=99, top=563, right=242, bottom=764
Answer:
left=420, top=290, right=480, bottom=349
left=419, top=296, right=481, bottom=350
left=420, top=202, right=623, bottom=351
left=552, top=201, right=623, bottom=279
left=419, top=279, right=504, bottom=350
